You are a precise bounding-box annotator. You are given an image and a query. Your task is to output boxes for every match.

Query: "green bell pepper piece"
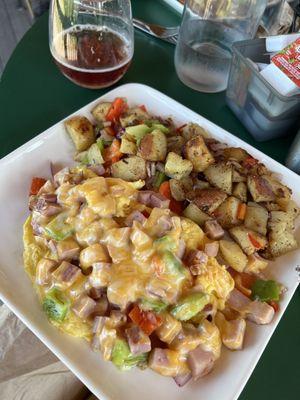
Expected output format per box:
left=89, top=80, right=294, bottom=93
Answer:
left=96, top=138, right=105, bottom=153
left=139, top=298, right=168, bottom=313
left=162, top=251, right=189, bottom=278
left=170, top=292, right=209, bottom=321
left=125, top=124, right=151, bottom=143
left=111, top=339, right=148, bottom=371
left=42, top=288, right=69, bottom=322
left=251, top=279, right=281, bottom=302
left=154, top=236, right=176, bottom=252
left=45, top=213, right=74, bottom=241
left=153, top=171, right=168, bottom=188
left=150, top=123, right=170, bottom=134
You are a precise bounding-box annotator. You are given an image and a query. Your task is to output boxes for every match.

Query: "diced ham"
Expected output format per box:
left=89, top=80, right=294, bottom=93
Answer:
left=247, top=301, right=275, bottom=325
left=37, top=179, right=56, bottom=195
left=226, top=288, right=251, bottom=314
left=92, top=297, right=109, bottom=317
left=33, top=196, right=62, bottom=217
left=204, top=220, right=224, bottom=240
left=40, top=193, right=57, bottom=203
left=150, top=192, right=170, bottom=209
left=148, top=348, right=169, bottom=368
left=186, top=250, right=208, bottom=276
left=204, top=241, right=219, bottom=257
left=138, top=190, right=153, bottom=205
left=54, top=167, right=71, bottom=186
left=187, top=345, right=215, bottom=379
left=227, top=289, right=275, bottom=325
left=72, top=295, right=96, bottom=319
left=35, top=258, right=58, bottom=285
left=125, top=210, right=147, bottom=227
left=126, top=325, right=151, bottom=355
left=52, top=261, right=82, bottom=288
left=215, top=312, right=246, bottom=350
left=173, top=373, right=192, bottom=387
left=56, top=239, right=80, bottom=261
left=138, top=191, right=170, bottom=209
left=186, top=250, right=208, bottom=266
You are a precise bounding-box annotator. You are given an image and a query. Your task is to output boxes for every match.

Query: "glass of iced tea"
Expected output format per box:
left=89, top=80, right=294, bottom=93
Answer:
left=49, top=0, right=134, bottom=89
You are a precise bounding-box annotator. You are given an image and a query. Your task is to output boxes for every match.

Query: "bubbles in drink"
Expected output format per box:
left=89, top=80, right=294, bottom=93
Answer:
left=51, top=24, right=133, bottom=89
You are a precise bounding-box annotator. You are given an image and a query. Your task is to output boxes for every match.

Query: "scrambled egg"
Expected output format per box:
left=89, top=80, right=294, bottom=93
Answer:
left=180, top=217, right=205, bottom=250
left=23, top=217, right=92, bottom=341
left=195, top=257, right=234, bottom=310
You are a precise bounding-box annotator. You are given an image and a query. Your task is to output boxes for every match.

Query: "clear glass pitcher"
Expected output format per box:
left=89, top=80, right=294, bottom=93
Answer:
left=175, top=0, right=268, bottom=93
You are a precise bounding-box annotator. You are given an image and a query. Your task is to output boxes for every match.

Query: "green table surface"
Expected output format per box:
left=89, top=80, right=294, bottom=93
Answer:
left=0, top=0, right=299, bottom=399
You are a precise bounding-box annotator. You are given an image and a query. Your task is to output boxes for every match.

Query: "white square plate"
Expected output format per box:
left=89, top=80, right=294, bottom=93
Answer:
left=0, top=83, right=299, bottom=400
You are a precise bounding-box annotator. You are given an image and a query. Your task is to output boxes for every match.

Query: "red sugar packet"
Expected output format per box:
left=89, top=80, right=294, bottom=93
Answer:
left=272, top=38, right=300, bottom=88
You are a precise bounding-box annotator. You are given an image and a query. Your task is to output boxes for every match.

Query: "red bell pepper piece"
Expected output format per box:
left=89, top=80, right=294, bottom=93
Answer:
left=106, top=98, right=128, bottom=122
left=30, top=177, right=47, bottom=195
left=129, top=304, right=162, bottom=335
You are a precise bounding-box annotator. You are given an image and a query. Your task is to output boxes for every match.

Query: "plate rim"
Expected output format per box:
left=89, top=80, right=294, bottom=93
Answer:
left=0, top=82, right=299, bottom=400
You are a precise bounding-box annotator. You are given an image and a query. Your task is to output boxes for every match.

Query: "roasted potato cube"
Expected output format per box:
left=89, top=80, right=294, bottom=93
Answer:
left=233, top=182, right=247, bottom=202
left=191, top=188, right=227, bottom=215
left=244, top=202, right=268, bottom=236
left=219, top=240, right=248, bottom=272
left=263, top=202, right=282, bottom=212
left=245, top=253, right=269, bottom=274
left=247, top=175, right=275, bottom=202
left=268, top=229, right=298, bottom=257
left=167, top=135, right=184, bottom=154
left=111, top=156, right=147, bottom=181
left=120, top=134, right=137, bottom=155
left=183, top=203, right=211, bottom=226
left=204, top=162, right=232, bottom=194
left=261, top=175, right=292, bottom=201
left=215, top=196, right=242, bottom=229
left=91, top=102, right=111, bottom=123
left=193, top=179, right=210, bottom=190
left=119, top=107, right=150, bottom=128
left=169, top=177, right=193, bottom=201
left=65, top=116, right=95, bottom=152
left=232, top=169, right=246, bottom=183
left=181, top=123, right=210, bottom=141
left=184, top=135, right=214, bottom=172
left=165, top=152, right=193, bottom=180
left=277, top=198, right=299, bottom=220
left=270, top=210, right=294, bottom=232
left=229, top=226, right=267, bottom=255
left=138, top=129, right=167, bottom=161
left=223, top=147, right=248, bottom=162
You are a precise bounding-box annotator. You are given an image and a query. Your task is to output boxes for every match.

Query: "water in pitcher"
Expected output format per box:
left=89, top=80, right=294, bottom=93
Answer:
left=175, top=20, right=246, bottom=93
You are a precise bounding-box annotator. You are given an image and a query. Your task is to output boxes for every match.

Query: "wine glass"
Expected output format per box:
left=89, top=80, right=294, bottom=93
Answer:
left=49, top=0, right=134, bottom=89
